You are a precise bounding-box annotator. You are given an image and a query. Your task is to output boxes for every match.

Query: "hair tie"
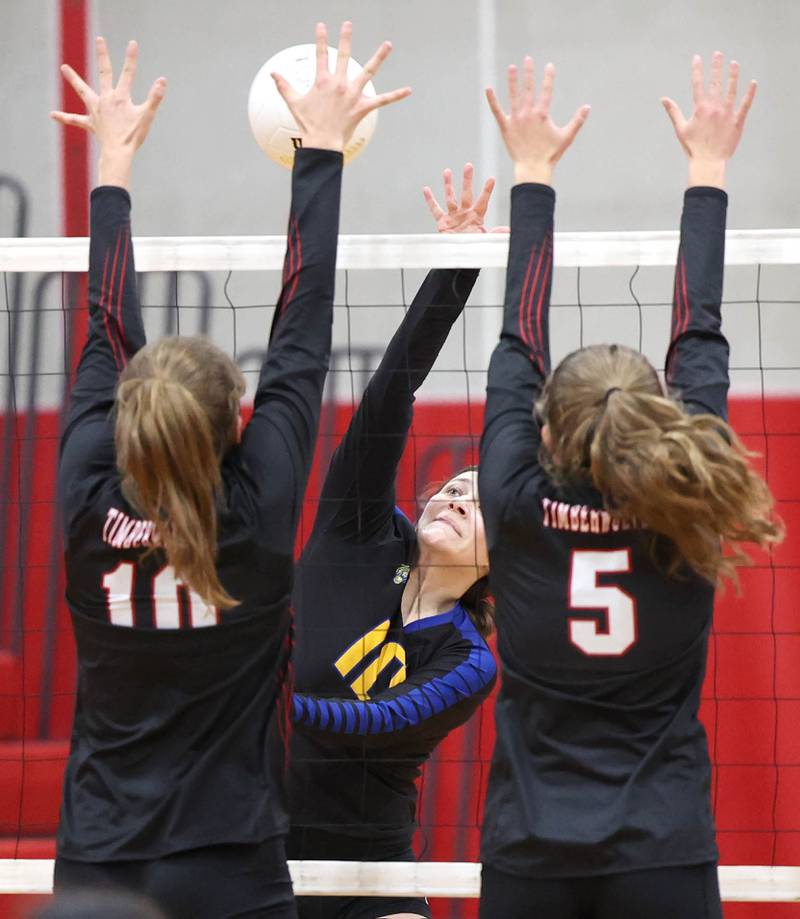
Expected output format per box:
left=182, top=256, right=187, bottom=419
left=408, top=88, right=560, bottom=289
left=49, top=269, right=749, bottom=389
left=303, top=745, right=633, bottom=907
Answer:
left=603, top=387, right=622, bottom=403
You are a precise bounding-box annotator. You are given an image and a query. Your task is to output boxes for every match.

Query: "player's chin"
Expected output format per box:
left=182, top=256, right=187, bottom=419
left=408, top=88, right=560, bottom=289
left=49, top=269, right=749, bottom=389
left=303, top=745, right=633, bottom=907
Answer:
left=418, top=521, right=462, bottom=552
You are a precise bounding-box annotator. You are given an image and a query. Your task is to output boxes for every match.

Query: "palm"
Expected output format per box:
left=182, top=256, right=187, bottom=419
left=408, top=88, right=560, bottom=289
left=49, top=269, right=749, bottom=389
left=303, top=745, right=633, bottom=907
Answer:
left=662, top=53, right=756, bottom=162
left=423, top=163, right=500, bottom=235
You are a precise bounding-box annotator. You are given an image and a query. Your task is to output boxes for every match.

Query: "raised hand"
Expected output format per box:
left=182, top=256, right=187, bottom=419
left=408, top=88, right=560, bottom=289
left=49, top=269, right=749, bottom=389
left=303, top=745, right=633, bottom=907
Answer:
left=271, top=21, right=411, bottom=153
left=52, top=37, right=165, bottom=188
left=486, top=57, right=590, bottom=186
left=661, top=52, right=756, bottom=188
left=422, top=163, right=507, bottom=234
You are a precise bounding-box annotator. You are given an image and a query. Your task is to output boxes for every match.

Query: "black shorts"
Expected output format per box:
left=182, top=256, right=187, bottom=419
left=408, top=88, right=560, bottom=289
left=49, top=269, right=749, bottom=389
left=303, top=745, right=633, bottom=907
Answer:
left=54, top=837, right=296, bottom=919
left=479, top=861, right=722, bottom=919
left=297, top=893, right=430, bottom=919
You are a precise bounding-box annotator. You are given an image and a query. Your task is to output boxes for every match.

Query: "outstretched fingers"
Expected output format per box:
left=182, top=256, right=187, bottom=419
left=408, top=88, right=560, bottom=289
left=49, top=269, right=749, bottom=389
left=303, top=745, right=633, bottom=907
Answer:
left=50, top=110, right=92, bottom=132
left=117, top=40, right=138, bottom=94
left=661, top=96, right=687, bottom=135
left=422, top=186, right=446, bottom=222
left=562, top=104, right=591, bottom=147
left=735, top=78, right=757, bottom=126
left=314, top=22, right=330, bottom=80
left=336, top=21, right=352, bottom=77
left=142, top=77, right=167, bottom=118
left=60, top=63, right=95, bottom=107
left=691, top=54, right=704, bottom=105
left=460, top=163, right=475, bottom=210
left=365, top=84, right=411, bottom=112
left=708, top=50, right=723, bottom=98
left=473, top=176, right=496, bottom=217
left=442, top=168, right=458, bottom=212
left=96, top=36, right=114, bottom=93
left=485, top=86, right=507, bottom=129
left=355, top=40, right=392, bottom=93
left=539, top=62, right=555, bottom=114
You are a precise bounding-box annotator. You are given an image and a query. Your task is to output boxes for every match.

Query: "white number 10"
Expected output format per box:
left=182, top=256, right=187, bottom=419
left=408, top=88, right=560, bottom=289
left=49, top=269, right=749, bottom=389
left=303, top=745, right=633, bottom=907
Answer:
left=102, top=562, right=217, bottom=629
left=568, top=549, right=636, bottom=656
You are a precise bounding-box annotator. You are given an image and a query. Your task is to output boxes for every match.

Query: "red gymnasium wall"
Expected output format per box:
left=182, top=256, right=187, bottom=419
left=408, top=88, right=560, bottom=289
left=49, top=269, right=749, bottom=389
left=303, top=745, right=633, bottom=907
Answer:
left=0, top=395, right=797, bottom=918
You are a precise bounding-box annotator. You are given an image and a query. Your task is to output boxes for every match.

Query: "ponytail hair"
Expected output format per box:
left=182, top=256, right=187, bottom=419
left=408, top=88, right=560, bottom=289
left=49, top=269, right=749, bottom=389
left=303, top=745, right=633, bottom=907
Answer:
left=115, top=337, right=245, bottom=609
left=537, top=344, right=784, bottom=586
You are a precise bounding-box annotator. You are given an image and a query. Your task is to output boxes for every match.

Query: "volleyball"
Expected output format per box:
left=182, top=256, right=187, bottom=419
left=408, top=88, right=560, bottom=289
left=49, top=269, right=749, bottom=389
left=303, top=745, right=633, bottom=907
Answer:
left=248, top=43, right=378, bottom=169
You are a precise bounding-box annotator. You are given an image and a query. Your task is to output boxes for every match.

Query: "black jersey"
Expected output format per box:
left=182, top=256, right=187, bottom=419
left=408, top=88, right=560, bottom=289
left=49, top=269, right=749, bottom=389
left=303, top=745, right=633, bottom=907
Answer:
left=56, top=148, right=343, bottom=862
left=478, top=184, right=728, bottom=879
left=287, top=269, right=497, bottom=861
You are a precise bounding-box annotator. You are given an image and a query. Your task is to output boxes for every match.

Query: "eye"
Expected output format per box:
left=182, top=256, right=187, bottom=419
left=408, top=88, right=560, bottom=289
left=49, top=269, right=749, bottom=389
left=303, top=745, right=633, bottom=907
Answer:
left=445, top=486, right=461, bottom=497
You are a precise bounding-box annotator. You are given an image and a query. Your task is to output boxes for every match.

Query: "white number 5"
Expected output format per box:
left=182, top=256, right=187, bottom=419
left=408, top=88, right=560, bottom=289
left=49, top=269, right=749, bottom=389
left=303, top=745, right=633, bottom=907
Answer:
left=568, top=549, right=636, bottom=656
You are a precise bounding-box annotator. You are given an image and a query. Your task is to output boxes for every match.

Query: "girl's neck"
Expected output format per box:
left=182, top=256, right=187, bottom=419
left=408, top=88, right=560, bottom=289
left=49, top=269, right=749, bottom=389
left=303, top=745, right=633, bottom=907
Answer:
left=400, top=545, right=479, bottom=626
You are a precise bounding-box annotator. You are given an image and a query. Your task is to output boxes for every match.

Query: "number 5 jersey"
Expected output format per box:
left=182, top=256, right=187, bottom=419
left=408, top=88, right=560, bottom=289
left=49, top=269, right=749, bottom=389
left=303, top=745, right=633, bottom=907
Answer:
left=478, top=183, right=729, bottom=878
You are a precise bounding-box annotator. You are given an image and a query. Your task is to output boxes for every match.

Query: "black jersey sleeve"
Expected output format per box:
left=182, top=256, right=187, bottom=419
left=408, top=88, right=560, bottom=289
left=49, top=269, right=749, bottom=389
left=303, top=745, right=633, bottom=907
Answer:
left=479, top=183, right=555, bottom=537
left=315, top=268, right=479, bottom=542
left=240, top=148, right=342, bottom=534
left=664, top=187, right=730, bottom=420
left=59, top=187, right=144, bottom=521
left=291, top=617, right=496, bottom=747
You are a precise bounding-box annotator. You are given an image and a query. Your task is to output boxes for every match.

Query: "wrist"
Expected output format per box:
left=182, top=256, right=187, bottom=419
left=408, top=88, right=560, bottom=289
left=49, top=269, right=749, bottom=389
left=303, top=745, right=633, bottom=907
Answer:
left=687, top=158, right=727, bottom=190
left=97, top=152, right=134, bottom=191
left=302, top=133, right=345, bottom=153
left=514, top=162, right=554, bottom=186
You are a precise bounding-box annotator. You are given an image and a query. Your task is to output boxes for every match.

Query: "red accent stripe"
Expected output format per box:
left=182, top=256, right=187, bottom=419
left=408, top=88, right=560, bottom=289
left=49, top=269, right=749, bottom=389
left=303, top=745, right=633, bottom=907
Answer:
left=104, top=229, right=125, bottom=369
left=286, top=215, right=302, bottom=307
left=59, top=0, right=90, bottom=372
left=99, top=252, right=120, bottom=371
left=680, top=255, right=690, bottom=336
left=534, top=236, right=553, bottom=374
left=518, top=250, right=536, bottom=347
left=525, top=239, right=548, bottom=357
left=115, top=228, right=130, bottom=364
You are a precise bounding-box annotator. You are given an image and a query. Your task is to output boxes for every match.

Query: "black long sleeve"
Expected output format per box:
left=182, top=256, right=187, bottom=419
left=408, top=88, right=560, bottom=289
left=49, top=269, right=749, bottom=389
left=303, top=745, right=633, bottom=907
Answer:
left=59, top=186, right=144, bottom=528
left=479, top=183, right=555, bottom=542
left=665, top=187, right=730, bottom=420
left=240, top=148, right=342, bottom=536
left=314, top=267, right=479, bottom=543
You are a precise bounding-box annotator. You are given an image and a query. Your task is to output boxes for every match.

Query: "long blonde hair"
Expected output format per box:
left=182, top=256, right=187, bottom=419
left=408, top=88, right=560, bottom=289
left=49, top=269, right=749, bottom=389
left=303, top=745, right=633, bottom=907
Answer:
left=536, top=344, right=784, bottom=585
left=114, top=337, right=245, bottom=609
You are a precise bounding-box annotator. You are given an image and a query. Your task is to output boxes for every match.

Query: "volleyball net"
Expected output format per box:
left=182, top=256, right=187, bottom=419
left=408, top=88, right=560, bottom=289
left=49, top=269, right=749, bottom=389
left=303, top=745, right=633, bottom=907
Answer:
left=0, top=231, right=798, bottom=916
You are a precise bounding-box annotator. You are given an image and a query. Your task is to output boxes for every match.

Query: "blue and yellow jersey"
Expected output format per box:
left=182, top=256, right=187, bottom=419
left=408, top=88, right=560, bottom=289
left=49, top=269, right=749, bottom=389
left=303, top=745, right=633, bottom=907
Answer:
left=288, top=268, right=497, bottom=861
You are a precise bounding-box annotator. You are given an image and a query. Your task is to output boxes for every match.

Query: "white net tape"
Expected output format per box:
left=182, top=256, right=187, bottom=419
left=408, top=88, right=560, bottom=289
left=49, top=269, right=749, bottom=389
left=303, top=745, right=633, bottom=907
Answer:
left=3, top=229, right=800, bottom=273
left=1, top=860, right=799, bottom=901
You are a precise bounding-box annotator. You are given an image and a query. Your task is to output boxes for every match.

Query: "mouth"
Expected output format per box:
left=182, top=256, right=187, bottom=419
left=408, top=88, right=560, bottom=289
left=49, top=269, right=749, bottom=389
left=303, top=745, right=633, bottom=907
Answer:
left=433, top=515, right=462, bottom=537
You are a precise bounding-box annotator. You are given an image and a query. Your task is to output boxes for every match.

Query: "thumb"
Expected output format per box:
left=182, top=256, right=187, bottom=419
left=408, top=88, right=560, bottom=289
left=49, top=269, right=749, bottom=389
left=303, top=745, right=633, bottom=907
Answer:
left=661, top=97, right=685, bottom=134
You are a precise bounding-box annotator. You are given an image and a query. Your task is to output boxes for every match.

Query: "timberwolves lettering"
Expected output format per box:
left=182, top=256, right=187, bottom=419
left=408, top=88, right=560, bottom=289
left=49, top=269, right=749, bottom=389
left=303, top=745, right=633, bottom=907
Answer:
left=541, top=498, right=639, bottom=534
left=102, top=507, right=156, bottom=550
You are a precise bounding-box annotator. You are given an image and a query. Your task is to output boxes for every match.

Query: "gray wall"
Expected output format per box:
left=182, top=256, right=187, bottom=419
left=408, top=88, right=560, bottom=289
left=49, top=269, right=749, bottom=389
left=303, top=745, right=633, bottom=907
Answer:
left=1, top=0, right=798, bottom=408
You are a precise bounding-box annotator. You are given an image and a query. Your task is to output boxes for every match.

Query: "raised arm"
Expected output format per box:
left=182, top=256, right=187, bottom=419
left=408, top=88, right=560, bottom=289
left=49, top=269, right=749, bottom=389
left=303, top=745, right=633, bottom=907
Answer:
left=56, top=39, right=165, bottom=498
left=292, top=609, right=497, bottom=747
left=314, top=165, right=498, bottom=542
left=240, top=22, right=411, bottom=530
left=479, top=59, right=589, bottom=533
left=662, top=53, right=757, bottom=420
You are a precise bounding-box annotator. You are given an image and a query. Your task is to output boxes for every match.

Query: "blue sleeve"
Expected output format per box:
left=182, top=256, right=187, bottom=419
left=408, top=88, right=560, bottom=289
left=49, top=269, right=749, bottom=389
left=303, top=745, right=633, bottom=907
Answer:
left=292, top=614, right=496, bottom=747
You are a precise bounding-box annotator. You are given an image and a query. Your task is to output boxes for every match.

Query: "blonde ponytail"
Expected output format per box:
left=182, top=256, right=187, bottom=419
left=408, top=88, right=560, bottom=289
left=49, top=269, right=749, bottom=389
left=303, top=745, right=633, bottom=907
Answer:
left=539, top=344, right=784, bottom=586
left=115, top=337, right=245, bottom=610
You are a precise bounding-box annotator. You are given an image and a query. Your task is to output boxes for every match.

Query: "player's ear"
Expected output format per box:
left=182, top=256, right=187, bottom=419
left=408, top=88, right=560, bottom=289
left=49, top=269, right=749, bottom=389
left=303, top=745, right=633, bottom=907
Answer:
left=236, top=413, right=244, bottom=444
left=540, top=423, right=552, bottom=452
